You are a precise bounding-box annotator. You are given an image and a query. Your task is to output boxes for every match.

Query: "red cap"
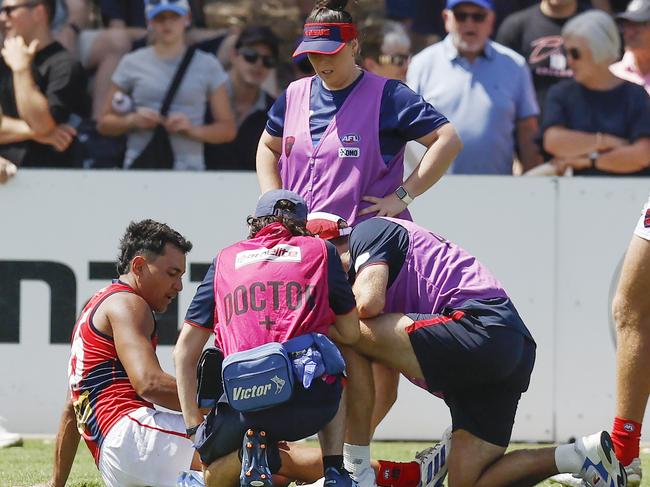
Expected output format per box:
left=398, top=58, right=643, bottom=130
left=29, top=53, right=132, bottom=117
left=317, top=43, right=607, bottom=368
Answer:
left=307, top=212, right=352, bottom=240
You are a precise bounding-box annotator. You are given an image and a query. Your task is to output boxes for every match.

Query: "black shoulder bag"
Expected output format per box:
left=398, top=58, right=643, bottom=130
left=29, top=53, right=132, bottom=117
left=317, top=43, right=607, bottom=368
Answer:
left=130, top=46, right=196, bottom=170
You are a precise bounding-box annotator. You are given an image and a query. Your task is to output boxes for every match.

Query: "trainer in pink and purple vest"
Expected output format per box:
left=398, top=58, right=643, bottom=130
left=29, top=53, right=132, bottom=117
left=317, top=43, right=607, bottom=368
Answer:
left=279, top=72, right=411, bottom=226
left=381, top=217, right=509, bottom=314
left=213, top=222, right=336, bottom=356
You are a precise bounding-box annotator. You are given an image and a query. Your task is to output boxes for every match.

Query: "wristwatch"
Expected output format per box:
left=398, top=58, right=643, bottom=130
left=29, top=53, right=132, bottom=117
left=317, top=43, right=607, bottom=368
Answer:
left=186, top=424, right=201, bottom=437
left=395, top=186, right=414, bottom=205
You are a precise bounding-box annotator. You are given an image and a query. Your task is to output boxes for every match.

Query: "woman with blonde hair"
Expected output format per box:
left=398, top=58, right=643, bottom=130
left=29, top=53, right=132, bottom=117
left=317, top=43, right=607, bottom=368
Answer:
left=542, top=10, right=650, bottom=176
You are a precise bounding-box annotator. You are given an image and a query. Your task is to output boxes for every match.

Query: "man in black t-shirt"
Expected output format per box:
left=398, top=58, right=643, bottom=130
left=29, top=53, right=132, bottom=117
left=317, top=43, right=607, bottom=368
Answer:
left=496, top=0, right=590, bottom=112
left=204, top=26, right=277, bottom=171
left=0, top=0, right=87, bottom=168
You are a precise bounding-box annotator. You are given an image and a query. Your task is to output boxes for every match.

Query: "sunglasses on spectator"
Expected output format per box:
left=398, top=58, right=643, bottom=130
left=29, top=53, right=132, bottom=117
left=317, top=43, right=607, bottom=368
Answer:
left=377, top=53, right=411, bottom=67
left=565, top=47, right=581, bottom=60
left=239, top=48, right=276, bottom=69
left=147, top=0, right=182, bottom=5
left=0, top=1, right=42, bottom=16
left=452, top=10, right=488, bottom=23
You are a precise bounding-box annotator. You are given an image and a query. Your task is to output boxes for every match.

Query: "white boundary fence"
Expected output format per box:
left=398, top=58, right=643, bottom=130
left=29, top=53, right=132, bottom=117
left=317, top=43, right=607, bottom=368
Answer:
left=0, top=171, right=648, bottom=442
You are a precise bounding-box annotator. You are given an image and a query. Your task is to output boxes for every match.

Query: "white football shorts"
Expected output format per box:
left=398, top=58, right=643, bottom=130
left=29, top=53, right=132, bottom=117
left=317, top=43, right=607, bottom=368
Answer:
left=98, top=407, right=196, bottom=487
left=633, top=196, right=650, bottom=241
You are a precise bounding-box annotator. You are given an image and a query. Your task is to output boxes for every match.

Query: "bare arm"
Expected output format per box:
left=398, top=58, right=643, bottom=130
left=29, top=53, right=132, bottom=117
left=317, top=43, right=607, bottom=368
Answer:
left=180, top=84, right=236, bottom=143
left=108, top=294, right=181, bottom=411
left=327, top=308, right=360, bottom=346
left=358, top=123, right=462, bottom=218
left=516, top=116, right=543, bottom=172
left=41, top=395, right=81, bottom=487
left=0, top=115, right=36, bottom=144
left=56, top=0, right=92, bottom=53
left=256, top=130, right=283, bottom=192
left=98, top=85, right=160, bottom=136
left=173, top=322, right=212, bottom=435
left=543, top=126, right=627, bottom=157
left=2, top=38, right=57, bottom=136
left=352, top=264, right=389, bottom=319
left=403, top=122, right=462, bottom=197
left=595, top=138, right=650, bottom=173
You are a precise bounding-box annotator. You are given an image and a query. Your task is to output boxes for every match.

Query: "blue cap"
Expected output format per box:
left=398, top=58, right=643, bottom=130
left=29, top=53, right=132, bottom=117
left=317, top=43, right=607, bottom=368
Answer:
left=446, top=0, right=494, bottom=9
left=293, top=22, right=358, bottom=58
left=254, top=190, right=308, bottom=222
left=145, top=0, right=190, bottom=20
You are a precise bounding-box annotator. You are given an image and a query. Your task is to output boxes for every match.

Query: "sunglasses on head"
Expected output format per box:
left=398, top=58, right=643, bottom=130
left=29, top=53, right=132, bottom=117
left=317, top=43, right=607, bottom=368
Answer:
left=0, top=1, right=41, bottom=16
left=452, top=10, right=488, bottom=23
left=377, top=53, right=411, bottom=67
left=565, top=47, right=581, bottom=60
left=239, top=47, right=276, bottom=69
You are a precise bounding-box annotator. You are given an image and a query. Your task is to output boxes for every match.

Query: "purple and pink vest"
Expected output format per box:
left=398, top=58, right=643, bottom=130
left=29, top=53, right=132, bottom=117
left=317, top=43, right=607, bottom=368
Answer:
left=213, top=223, right=336, bottom=357
left=279, top=71, right=411, bottom=226
left=381, top=217, right=508, bottom=314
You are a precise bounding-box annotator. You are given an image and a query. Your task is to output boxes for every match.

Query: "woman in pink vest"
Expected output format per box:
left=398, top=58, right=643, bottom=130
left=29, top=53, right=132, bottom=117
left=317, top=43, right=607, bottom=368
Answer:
left=174, top=190, right=361, bottom=487
left=256, top=0, right=462, bottom=226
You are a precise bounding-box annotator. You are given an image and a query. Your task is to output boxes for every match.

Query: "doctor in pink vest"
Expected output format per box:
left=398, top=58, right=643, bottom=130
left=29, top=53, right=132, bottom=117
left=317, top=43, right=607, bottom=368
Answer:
left=174, top=190, right=361, bottom=487
left=256, top=0, right=462, bottom=227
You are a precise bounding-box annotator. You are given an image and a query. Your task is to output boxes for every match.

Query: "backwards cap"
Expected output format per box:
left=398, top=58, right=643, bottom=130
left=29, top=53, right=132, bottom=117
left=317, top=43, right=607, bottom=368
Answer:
left=307, top=212, right=352, bottom=240
left=254, top=190, right=308, bottom=222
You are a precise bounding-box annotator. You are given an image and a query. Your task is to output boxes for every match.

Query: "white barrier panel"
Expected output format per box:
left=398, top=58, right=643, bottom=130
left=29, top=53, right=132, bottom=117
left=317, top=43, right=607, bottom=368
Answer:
left=554, top=179, right=650, bottom=442
left=0, top=171, right=647, bottom=442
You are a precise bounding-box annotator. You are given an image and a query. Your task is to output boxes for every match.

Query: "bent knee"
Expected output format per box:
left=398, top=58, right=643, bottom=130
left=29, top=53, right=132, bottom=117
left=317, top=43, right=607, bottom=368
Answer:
left=612, top=296, right=649, bottom=332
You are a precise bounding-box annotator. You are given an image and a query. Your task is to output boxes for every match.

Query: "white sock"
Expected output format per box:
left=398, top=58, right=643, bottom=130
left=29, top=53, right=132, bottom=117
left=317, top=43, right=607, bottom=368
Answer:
left=343, top=443, right=371, bottom=476
left=555, top=443, right=583, bottom=474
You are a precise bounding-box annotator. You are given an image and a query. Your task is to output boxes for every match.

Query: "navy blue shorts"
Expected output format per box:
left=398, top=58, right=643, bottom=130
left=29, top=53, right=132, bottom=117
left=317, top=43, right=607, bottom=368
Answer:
left=196, top=376, right=343, bottom=467
left=406, top=297, right=536, bottom=447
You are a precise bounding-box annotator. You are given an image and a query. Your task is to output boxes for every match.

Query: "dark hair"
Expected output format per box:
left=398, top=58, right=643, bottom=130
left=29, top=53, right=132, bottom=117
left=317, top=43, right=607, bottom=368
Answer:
left=359, top=20, right=384, bottom=61
left=307, top=0, right=354, bottom=23
left=247, top=200, right=312, bottom=238
left=41, top=0, right=56, bottom=24
left=235, top=25, right=280, bottom=59
left=117, top=219, right=193, bottom=274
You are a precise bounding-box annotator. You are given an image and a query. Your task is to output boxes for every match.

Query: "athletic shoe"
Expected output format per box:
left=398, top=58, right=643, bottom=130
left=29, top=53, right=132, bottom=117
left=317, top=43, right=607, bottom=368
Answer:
left=549, top=473, right=585, bottom=487
left=351, top=466, right=377, bottom=487
left=576, top=431, right=627, bottom=487
left=415, top=426, right=452, bottom=487
left=324, top=467, right=359, bottom=487
left=240, top=429, right=273, bottom=487
left=0, top=418, right=22, bottom=448
left=624, top=458, right=641, bottom=487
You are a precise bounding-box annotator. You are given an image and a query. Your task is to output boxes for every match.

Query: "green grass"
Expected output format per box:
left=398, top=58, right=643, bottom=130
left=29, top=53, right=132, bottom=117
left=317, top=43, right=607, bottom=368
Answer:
left=2, top=439, right=649, bottom=486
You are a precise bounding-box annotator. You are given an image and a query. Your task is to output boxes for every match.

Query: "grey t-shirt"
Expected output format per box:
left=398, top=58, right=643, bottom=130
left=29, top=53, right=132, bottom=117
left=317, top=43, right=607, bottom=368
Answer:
left=112, top=46, right=227, bottom=170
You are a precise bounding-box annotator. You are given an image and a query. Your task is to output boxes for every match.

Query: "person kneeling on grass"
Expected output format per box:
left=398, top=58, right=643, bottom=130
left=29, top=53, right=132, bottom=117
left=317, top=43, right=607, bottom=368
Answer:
left=174, top=190, right=361, bottom=487
left=307, top=212, right=627, bottom=487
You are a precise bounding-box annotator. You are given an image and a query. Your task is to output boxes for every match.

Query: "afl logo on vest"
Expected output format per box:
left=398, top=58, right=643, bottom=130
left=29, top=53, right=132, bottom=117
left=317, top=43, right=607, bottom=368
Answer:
left=339, top=133, right=360, bottom=158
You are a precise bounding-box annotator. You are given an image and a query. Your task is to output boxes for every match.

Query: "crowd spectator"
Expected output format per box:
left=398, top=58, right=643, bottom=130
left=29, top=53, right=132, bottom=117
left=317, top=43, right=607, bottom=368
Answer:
left=542, top=10, right=650, bottom=176
left=496, top=0, right=591, bottom=113
left=0, top=107, right=17, bottom=183
left=610, top=0, right=650, bottom=94
left=97, top=0, right=236, bottom=170
left=407, top=0, right=542, bottom=175
left=205, top=26, right=277, bottom=171
left=258, top=0, right=461, bottom=226
left=360, top=18, right=412, bottom=81
left=492, top=0, right=538, bottom=32
left=0, top=0, right=87, bottom=168
left=385, top=0, right=446, bottom=47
